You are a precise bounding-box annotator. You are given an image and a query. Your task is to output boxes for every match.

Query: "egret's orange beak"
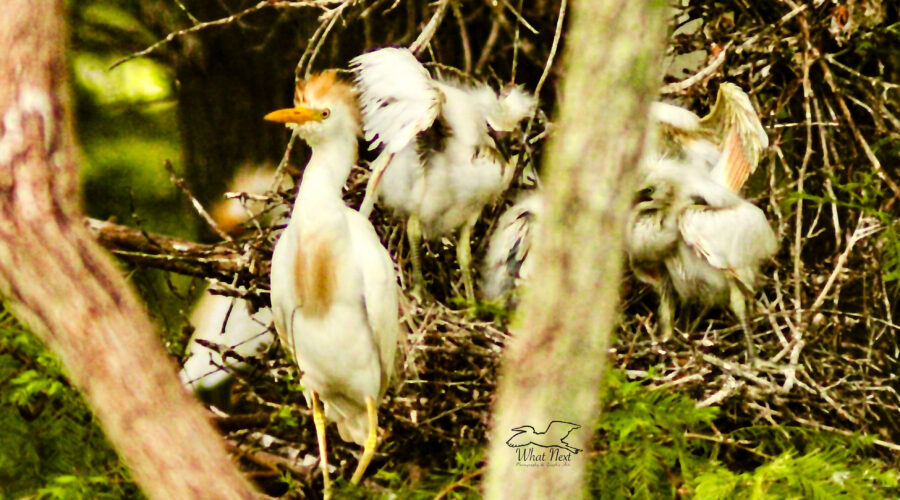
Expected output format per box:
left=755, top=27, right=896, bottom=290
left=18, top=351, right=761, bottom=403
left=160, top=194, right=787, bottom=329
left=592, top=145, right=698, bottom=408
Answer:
left=264, top=106, right=326, bottom=125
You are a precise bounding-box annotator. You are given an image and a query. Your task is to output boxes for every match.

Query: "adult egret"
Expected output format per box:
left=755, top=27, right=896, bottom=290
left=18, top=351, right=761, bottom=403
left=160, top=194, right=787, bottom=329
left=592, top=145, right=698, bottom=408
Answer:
left=264, top=70, right=400, bottom=493
left=481, top=191, right=542, bottom=304
left=350, top=47, right=536, bottom=301
left=627, top=84, right=776, bottom=357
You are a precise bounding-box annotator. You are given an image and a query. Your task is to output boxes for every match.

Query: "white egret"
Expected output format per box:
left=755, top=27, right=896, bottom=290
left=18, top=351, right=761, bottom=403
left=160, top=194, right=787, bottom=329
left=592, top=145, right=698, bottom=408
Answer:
left=180, top=166, right=286, bottom=400
left=481, top=191, right=542, bottom=304
left=264, top=70, right=401, bottom=493
left=350, top=47, right=536, bottom=301
left=627, top=83, right=776, bottom=357
left=179, top=294, right=274, bottom=397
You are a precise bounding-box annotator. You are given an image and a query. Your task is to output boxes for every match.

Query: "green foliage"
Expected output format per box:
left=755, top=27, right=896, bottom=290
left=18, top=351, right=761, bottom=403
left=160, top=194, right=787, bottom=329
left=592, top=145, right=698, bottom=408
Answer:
left=334, top=447, right=484, bottom=499
left=0, top=307, right=140, bottom=499
left=587, top=370, right=900, bottom=499
left=589, top=369, right=719, bottom=498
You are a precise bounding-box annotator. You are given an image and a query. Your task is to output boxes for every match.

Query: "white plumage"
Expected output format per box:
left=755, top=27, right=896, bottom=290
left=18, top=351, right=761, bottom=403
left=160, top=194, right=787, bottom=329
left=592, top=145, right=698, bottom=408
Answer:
left=179, top=294, right=274, bottom=393
left=265, top=70, right=400, bottom=490
left=481, top=191, right=542, bottom=303
left=351, top=47, right=536, bottom=301
left=180, top=165, right=287, bottom=397
left=628, top=84, right=776, bottom=356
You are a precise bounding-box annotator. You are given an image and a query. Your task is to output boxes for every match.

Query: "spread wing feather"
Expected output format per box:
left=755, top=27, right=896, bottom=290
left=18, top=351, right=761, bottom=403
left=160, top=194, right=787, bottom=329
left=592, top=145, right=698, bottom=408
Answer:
left=649, top=84, right=767, bottom=193
left=350, top=47, right=443, bottom=154
left=701, top=83, right=768, bottom=193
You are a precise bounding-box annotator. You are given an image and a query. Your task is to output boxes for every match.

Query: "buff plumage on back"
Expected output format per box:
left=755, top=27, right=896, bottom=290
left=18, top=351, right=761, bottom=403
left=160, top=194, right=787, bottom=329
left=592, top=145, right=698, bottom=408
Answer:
left=292, top=232, right=336, bottom=319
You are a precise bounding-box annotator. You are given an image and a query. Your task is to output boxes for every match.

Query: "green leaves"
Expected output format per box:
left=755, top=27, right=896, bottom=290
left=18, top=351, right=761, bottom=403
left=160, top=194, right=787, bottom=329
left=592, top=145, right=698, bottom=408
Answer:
left=587, top=370, right=900, bottom=499
left=0, top=305, right=140, bottom=499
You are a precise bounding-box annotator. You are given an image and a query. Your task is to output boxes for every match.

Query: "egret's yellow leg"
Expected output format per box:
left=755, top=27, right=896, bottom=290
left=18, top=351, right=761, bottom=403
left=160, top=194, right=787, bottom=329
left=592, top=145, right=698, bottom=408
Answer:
left=729, top=281, right=756, bottom=361
left=311, top=392, right=332, bottom=499
left=407, top=215, right=426, bottom=300
left=350, top=396, right=379, bottom=485
left=457, top=213, right=480, bottom=303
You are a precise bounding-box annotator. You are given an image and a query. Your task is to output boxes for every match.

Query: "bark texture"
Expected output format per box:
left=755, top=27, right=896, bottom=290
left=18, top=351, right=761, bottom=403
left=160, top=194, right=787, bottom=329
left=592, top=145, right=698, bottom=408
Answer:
left=0, top=2, right=257, bottom=499
left=483, top=1, right=666, bottom=498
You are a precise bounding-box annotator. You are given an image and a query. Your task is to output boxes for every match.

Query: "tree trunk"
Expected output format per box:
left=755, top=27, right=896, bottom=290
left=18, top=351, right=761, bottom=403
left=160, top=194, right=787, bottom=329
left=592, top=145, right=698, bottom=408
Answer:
left=483, top=1, right=666, bottom=498
left=0, top=2, right=257, bottom=499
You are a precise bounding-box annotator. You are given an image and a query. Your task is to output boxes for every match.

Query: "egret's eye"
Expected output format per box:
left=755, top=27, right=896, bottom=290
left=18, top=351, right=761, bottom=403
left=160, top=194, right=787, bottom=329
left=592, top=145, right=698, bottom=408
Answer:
left=321, top=108, right=331, bottom=119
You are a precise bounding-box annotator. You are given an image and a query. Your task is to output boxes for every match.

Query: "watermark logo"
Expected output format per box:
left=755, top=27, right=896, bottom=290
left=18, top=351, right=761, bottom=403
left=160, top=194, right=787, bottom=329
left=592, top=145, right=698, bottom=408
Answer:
left=505, top=420, right=582, bottom=467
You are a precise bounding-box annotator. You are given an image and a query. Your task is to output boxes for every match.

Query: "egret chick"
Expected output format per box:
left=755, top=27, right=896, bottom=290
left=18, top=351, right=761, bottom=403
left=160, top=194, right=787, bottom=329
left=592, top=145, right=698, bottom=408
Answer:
left=180, top=165, right=287, bottom=402
left=351, top=47, right=536, bottom=302
left=265, top=71, right=400, bottom=493
left=481, top=191, right=542, bottom=305
left=179, top=294, right=274, bottom=398
left=628, top=84, right=775, bottom=356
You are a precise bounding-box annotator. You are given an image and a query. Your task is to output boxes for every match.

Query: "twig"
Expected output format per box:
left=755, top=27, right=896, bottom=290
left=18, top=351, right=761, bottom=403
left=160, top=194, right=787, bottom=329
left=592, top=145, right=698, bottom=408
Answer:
left=84, top=217, right=246, bottom=279
left=432, top=467, right=484, bottom=500
left=164, top=160, right=233, bottom=242
left=532, top=0, right=566, bottom=100
left=499, top=0, right=538, bottom=35
left=304, top=0, right=352, bottom=77
left=696, top=376, right=744, bottom=408
left=172, top=0, right=201, bottom=25
left=409, top=0, right=450, bottom=55
left=820, top=60, right=900, bottom=201
left=225, top=439, right=317, bottom=477
left=451, top=0, right=472, bottom=74
left=110, top=1, right=330, bottom=70
left=660, top=42, right=730, bottom=95
left=474, top=16, right=501, bottom=75
left=792, top=418, right=900, bottom=453
left=810, top=214, right=882, bottom=311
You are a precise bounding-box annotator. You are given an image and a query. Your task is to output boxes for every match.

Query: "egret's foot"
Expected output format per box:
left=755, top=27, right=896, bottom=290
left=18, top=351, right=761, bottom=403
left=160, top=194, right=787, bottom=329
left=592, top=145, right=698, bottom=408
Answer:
left=350, top=397, right=379, bottom=485
left=461, top=296, right=480, bottom=319
left=407, top=282, right=430, bottom=304
left=311, top=393, right=332, bottom=499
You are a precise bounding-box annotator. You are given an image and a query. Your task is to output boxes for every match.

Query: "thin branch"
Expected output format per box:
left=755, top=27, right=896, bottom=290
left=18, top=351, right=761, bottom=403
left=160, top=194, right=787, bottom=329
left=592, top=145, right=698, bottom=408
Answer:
left=85, top=217, right=247, bottom=280
left=660, top=42, right=730, bottom=95
left=409, top=0, right=450, bottom=55
left=164, top=160, right=233, bottom=242
left=111, top=1, right=332, bottom=70
left=820, top=60, right=900, bottom=200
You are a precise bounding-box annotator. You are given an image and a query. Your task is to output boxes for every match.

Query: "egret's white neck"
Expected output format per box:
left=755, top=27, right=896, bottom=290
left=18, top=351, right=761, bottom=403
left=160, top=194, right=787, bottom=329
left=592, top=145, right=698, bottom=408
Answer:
left=294, top=134, right=357, bottom=209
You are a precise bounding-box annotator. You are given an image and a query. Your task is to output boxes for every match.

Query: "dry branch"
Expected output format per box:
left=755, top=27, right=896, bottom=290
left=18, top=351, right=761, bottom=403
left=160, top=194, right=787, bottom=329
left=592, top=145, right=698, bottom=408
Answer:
left=85, top=217, right=248, bottom=281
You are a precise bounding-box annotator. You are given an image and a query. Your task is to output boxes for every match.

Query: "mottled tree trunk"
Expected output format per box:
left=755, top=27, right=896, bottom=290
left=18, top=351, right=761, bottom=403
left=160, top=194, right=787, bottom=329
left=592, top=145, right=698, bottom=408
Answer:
left=0, top=2, right=257, bottom=499
left=484, top=1, right=666, bottom=498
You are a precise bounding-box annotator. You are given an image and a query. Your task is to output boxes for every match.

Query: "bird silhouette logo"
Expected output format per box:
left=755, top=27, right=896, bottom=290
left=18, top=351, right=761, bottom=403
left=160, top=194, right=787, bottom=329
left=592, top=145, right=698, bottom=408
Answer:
left=505, top=421, right=582, bottom=454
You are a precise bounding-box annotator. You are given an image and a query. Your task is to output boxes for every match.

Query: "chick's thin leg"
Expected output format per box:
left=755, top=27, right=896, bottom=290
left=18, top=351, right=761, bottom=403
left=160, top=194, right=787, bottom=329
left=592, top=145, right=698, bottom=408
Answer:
left=407, top=215, right=426, bottom=300
left=457, top=211, right=481, bottom=303
left=350, top=396, right=379, bottom=484
left=728, top=280, right=756, bottom=361
left=311, top=392, right=332, bottom=499
left=656, top=278, right=675, bottom=342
